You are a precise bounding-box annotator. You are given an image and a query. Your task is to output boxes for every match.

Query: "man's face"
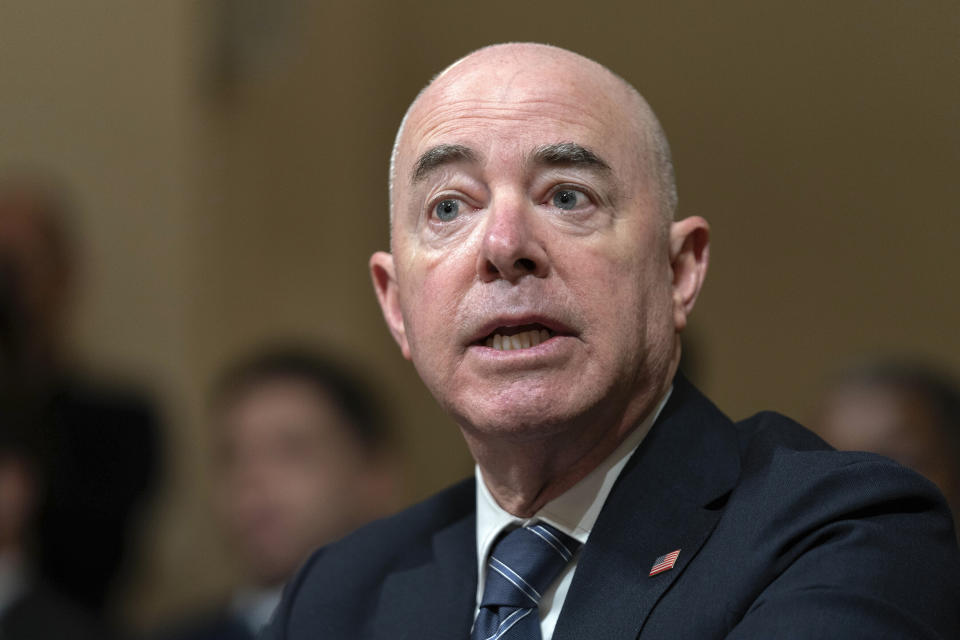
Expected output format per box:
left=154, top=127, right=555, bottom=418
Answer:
left=374, top=46, right=700, bottom=440
left=214, top=379, right=382, bottom=586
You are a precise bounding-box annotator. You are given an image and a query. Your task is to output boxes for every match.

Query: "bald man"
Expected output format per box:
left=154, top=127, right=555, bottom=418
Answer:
left=264, top=44, right=960, bottom=639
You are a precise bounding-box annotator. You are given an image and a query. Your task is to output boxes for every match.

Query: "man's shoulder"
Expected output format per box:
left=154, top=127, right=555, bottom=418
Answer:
left=733, top=409, right=830, bottom=452
left=1, top=585, right=111, bottom=640
left=322, top=474, right=475, bottom=560
left=730, top=408, right=952, bottom=523
left=268, top=475, right=477, bottom=637
left=626, top=397, right=960, bottom=637
left=694, top=411, right=960, bottom=636
left=733, top=408, right=934, bottom=486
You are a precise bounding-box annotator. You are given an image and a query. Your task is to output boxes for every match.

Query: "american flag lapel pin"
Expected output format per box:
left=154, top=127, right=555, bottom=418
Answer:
left=649, top=549, right=681, bottom=576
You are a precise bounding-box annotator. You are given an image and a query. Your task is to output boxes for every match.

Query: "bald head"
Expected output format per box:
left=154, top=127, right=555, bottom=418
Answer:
left=388, top=43, right=677, bottom=227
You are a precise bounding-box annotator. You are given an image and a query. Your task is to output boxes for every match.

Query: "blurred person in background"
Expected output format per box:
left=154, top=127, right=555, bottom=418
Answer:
left=815, top=359, right=960, bottom=523
left=152, top=347, right=401, bottom=640
left=0, top=172, right=162, bottom=618
left=0, top=392, right=107, bottom=639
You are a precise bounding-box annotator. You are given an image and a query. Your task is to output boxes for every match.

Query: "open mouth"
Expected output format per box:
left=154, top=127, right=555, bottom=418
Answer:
left=480, top=324, right=556, bottom=351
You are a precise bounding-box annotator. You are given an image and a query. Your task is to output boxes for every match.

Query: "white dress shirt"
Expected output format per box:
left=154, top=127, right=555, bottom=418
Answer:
left=0, top=552, right=28, bottom=621
left=474, top=388, right=671, bottom=640
left=230, top=584, right=283, bottom=635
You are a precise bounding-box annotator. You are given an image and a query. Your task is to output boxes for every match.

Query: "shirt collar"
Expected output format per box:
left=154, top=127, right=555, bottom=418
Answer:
left=0, top=551, right=29, bottom=619
left=230, top=584, right=284, bottom=635
left=475, top=386, right=672, bottom=586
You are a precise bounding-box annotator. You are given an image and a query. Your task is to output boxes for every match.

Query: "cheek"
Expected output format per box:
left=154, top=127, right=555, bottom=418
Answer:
left=571, top=237, right=673, bottom=352
left=571, top=235, right=657, bottom=305
left=398, top=247, right=474, bottom=355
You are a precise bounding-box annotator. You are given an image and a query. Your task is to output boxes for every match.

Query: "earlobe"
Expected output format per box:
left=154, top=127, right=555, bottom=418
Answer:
left=369, top=251, right=411, bottom=359
left=669, top=216, right=710, bottom=331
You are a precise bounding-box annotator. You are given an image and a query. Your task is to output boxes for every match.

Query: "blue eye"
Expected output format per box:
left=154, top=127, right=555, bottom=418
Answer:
left=434, top=199, right=460, bottom=221
left=552, top=189, right=584, bottom=210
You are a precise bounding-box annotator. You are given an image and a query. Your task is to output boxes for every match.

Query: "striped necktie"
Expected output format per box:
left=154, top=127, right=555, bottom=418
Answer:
left=471, top=522, right=581, bottom=640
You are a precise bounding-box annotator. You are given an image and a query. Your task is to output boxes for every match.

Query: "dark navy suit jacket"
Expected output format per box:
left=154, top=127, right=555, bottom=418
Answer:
left=263, top=377, right=960, bottom=639
left=151, top=612, right=253, bottom=640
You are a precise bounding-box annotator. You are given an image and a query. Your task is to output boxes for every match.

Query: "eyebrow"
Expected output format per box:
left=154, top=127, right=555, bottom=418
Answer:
left=412, top=144, right=478, bottom=183
left=409, top=141, right=611, bottom=185
left=531, top=142, right=612, bottom=174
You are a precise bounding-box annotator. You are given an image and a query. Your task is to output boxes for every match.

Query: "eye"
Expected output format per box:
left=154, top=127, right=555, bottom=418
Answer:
left=552, top=188, right=588, bottom=211
left=434, top=199, right=460, bottom=221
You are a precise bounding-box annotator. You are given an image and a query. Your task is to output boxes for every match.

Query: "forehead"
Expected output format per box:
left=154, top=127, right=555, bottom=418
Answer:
left=399, top=50, right=641, bottom=177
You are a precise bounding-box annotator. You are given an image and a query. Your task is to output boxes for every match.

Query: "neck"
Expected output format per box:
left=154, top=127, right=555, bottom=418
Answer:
left=466, top=375, right=672, bottom=517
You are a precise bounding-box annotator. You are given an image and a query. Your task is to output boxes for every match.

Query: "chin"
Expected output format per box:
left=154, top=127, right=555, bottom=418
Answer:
left=452, top=390, right=594, bottom=441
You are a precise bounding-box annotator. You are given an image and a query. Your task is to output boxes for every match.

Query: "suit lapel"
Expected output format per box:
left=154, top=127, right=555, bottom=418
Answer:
left=554, top=377, right=741, bottom=640
left=368, top=506, right=478, bottom=640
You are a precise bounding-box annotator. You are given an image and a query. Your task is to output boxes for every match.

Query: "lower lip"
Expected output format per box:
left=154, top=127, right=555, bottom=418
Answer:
left=467, top=335, right=573, bottom=361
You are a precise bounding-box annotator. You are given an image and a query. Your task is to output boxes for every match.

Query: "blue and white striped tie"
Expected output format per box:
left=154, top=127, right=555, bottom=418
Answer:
left=471, top=522, right=581, bottom=640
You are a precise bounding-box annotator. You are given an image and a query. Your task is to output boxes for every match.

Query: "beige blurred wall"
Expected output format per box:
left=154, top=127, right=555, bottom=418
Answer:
left=0, top=0, right=218, bottom=624
left=2, top=0, right=958, bottom=629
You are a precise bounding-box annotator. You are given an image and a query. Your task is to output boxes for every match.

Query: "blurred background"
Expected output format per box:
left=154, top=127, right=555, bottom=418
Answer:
left=0, top=0, right=957, bottom=635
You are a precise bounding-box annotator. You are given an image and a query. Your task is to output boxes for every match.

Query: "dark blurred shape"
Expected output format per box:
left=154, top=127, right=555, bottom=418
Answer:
left=0, top=171, right=162, bottom=617
left=677, top=331, right=703, bottom=387
left=39, top=378, right=160, bottom=612
left=0, top=391, right=110, bottom=639
left=152, top=346, right=401, bottom=640
left=0, top=177, right=72, bottom=387
left=816, top=359, right=960, bottom=518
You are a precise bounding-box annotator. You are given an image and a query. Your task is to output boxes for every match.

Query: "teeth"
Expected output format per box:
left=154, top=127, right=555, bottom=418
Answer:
left=484, top=329, right=553, bottom=351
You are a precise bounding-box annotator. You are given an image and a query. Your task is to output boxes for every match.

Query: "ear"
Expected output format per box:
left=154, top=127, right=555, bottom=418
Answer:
left=369, top=251, right=411, bottom=359
left=668, top=216, right=710, bottom=331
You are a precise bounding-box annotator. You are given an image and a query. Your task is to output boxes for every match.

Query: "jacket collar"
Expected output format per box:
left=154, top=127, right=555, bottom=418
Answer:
left=554, top=375, right=741, bottom=639
left=368, top=481, right=478, bottom=640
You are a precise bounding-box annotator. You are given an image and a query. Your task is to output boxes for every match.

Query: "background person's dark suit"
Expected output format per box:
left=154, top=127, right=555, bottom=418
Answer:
left=148, top=611, right=253, bottom=640
left=265, top=377, right=960, bottom=639
left=0, top=585, right=108, bottom=640
left=36, top=374, right=161, bottom=613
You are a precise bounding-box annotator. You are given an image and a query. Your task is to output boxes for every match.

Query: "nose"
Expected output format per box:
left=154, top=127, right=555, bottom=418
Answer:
left=476, top=196, right=550, bottom=283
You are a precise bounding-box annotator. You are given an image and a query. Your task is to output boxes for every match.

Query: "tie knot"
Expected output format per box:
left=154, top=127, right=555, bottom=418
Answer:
left=480, top=522, right=581, bottom=608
